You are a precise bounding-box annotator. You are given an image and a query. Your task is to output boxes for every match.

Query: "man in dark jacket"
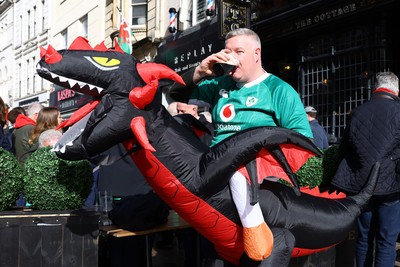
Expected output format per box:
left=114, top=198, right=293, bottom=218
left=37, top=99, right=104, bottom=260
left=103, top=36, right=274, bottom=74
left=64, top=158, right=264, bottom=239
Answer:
left=331, top=72, right=400, bottom=267
left=305, top=106, right=329, bottom=150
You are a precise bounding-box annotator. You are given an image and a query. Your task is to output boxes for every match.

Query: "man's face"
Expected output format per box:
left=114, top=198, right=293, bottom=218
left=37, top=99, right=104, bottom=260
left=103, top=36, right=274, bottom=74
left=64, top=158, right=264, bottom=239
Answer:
left=225, top=36, right=260, bottom=83
left=176, top=102, right=198, bottom=117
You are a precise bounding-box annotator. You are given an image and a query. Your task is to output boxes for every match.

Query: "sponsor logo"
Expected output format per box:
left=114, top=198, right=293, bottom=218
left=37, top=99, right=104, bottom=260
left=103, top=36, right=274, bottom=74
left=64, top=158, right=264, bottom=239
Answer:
left=219, top=89, right=229, bottom=98
left=246, top=96, right=258, bottom=107
left=219, top=104, right=235, bottom=122
left=216, top=124, right=241, bottom=131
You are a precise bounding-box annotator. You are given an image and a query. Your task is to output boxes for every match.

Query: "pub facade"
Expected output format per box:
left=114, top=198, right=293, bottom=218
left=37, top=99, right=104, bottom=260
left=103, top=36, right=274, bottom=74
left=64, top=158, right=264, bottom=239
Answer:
left=156, top=0, right=400, bottom=142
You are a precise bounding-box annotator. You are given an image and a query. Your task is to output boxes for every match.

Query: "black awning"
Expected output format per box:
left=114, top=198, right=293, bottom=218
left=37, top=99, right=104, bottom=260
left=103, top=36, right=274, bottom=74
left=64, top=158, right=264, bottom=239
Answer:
left=155, top=17, right=225, bottom=75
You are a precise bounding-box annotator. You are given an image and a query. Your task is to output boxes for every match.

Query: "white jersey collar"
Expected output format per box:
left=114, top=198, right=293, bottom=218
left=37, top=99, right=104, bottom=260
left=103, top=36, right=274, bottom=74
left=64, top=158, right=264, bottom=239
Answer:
left=237, top=72, right=271, bottom=89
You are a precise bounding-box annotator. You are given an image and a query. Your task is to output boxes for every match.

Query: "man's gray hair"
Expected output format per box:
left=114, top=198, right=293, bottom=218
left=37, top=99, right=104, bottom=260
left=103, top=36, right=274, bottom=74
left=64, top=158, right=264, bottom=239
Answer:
left=225, top=28, right=261, bottom=48
left=375, top=72, right=399, bottom=94
left=38, top=129, right=62, bottom=148
left=26, top=102, right=44, bottom=117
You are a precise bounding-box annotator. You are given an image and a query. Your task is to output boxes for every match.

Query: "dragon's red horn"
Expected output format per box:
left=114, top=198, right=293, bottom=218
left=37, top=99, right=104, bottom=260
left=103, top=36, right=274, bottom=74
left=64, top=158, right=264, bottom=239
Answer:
left=44, top=45, right=62, bottom=64
left=130, top=63, right=185, bottom=109
left=137, top=63, right=185, bottom=85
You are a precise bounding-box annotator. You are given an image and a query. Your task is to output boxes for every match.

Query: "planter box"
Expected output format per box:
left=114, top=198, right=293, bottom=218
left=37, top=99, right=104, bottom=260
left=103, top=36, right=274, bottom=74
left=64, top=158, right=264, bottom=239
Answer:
left=0, top=209, right=99, bottom=267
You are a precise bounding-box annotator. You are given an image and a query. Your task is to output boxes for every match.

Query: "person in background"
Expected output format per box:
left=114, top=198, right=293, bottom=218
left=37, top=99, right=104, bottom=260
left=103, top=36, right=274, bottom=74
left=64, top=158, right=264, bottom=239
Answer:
left=168, top=28, right=312, bottom=264
left=28, top=106, right=62, bottom=148
left=305, top=106, right=329, bottom=150
left=0, top=97, right=13, bottom=152
left=331, top=72, right=400, bottom=267
left=12, top=102, right=44, bottom=166
left=6, top=107, right=27, bottom=154
left=168, top=100, right=214, bottom=146
left=38, top=129, right=63, bottom=148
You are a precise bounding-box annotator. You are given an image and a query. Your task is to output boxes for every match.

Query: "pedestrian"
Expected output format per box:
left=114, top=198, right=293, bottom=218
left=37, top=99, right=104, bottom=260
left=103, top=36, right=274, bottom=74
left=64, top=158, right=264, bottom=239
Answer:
left=168, top=28, right=312, bottom=264
left=305, top=106, right=329, bottom=149
left=28, top=106, right=62, bottom=147
left=6, top=106, right=27, bottom=154
left=331, top=71, right=400, bottom=267
left=0, top=97, right=13, bottom=152
left=12, top=102, right=44, bottom=166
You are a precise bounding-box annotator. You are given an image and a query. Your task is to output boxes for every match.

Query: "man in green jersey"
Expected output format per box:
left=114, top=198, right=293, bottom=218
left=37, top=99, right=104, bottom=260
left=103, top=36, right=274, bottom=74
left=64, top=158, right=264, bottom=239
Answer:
left=169, top=28, right=313, bottom=263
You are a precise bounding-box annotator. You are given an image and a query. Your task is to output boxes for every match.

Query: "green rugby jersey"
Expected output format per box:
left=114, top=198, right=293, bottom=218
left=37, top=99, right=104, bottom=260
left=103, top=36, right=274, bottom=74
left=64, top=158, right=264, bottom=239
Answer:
left=191, top=73, right=313, bottom=146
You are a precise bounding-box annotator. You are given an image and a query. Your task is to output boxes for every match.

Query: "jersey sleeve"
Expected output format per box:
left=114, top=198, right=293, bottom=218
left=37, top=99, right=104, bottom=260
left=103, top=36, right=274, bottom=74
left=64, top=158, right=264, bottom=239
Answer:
left=270, top=79, right=313, bottom=138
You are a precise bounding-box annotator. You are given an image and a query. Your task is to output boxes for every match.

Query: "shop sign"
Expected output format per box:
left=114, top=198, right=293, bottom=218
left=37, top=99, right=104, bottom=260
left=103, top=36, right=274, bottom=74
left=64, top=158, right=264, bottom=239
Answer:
left=50, top=86, right=92, bottom=113
left=218, top=0, right=251, bottom=38
left=155, top=18, right=225, bottom=75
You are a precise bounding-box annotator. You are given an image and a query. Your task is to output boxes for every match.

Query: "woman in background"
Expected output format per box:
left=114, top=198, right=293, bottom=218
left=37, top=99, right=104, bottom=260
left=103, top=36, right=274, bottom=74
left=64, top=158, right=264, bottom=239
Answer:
left=28, top=107, right=62, bottom=147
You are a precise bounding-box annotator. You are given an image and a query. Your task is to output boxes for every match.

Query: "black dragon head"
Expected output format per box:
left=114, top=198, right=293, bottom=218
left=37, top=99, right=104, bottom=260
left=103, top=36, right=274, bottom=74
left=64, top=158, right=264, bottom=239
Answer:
left=36, top=37, right=184, bottom=160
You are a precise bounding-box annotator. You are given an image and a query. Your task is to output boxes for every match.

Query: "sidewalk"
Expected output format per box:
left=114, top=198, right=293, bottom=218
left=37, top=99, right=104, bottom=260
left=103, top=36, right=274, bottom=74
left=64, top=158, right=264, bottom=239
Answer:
left=151, top=241, right=400, bottom=267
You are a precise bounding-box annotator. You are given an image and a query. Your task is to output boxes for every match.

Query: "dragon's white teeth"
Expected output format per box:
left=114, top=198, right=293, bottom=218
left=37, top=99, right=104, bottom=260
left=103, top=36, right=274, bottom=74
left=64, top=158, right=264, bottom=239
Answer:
left=48, top=71, right=105, bottom=93
left=77, top=81, right=86, bottom=87
left=59, top=76, right=69, bottom=83
left=88, top=84, right=97, bottom=90
left=60, top=146, right=66, bottom=153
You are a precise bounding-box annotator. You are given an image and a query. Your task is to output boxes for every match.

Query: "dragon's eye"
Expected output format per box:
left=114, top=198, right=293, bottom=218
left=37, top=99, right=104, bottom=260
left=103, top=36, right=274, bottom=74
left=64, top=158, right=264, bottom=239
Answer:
left=92, top=57, right=120, bottom=67
left=84, top=56, right=120, bottom=71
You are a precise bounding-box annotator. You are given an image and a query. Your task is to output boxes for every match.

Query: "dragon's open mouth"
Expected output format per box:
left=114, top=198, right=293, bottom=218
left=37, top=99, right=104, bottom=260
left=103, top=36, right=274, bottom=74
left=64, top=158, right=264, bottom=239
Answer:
left=37, top=65, right=104, bottom=96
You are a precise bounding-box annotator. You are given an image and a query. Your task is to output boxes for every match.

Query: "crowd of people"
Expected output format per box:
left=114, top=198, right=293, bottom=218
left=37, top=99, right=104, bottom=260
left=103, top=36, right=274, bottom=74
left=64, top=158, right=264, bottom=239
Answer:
left=0, top=27, right=399, bottom=267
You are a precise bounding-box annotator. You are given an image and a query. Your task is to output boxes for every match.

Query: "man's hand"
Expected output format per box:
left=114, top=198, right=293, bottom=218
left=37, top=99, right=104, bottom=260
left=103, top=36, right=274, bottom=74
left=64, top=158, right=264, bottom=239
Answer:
left=193, top=49, right=233, bottom=83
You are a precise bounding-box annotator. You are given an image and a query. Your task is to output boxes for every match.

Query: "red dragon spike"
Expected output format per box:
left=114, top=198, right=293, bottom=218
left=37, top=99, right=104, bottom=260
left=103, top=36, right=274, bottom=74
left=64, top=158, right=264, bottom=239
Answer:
left=43, top=44, right=63, bottom=64
left=68, top=36, right=93, bottom=50
left=113, top=40, right=125, bottom=53
left=93, top=41, right=108, bottom=51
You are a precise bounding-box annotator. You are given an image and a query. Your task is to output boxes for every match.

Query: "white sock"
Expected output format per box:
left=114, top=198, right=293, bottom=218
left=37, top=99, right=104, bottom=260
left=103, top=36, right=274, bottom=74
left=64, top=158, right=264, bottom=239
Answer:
left=229, top=171, right=264, bottom=228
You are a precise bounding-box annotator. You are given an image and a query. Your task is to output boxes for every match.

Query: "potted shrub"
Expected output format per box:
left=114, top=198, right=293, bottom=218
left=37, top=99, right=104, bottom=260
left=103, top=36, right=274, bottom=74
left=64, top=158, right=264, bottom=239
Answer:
left=0, top=147, right=98, bottom=266
left=0, top=147, right=24, bottom=211
left=23, top=146, right=93, bottom=210
left=295, top=145, right=340, bottom=188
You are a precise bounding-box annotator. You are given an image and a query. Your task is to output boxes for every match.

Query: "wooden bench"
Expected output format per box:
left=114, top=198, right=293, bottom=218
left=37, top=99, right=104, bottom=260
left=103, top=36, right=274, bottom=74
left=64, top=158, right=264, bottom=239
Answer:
left=99, top=211, right=197, bottom=267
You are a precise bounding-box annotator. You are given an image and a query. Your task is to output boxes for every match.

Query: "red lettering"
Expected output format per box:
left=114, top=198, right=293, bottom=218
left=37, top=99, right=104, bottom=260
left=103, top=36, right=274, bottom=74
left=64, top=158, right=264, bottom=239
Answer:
left=57, top=89, right=75, bottom=101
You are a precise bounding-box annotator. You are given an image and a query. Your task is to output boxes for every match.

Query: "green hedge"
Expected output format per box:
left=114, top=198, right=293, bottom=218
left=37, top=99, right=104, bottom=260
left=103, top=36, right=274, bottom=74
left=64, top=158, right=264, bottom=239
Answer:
left=295, top=145, right=340, bottom=188
left=0, top=148, right=24, bottom=211
left=23, top=147, right=94, bottom=210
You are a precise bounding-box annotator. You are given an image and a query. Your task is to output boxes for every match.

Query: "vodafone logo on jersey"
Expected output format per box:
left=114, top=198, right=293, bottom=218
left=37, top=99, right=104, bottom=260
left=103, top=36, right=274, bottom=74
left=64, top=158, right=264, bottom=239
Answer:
left=219, top=104, right=236, bottom=122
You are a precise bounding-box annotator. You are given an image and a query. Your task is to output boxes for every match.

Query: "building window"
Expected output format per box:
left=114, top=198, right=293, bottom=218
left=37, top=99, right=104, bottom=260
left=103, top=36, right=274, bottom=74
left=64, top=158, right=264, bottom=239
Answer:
left=27, top=59, right=30, bottom=94
left=41, top=0, right=45, bottom=32
left=18, top=63, right=21, bottom=98
left=19, top=15, right=22, bottom=43
left=61, top=29, right=68, bottom=48
left=299, top=25, right=392, bottom=141
left=32, top=56, right=36, bottom=93
left=81, top=15, right=88, bottom=38
left=33, top=6, right=37, bottom=36
left=27, top=10, right=31, bottom=39
left=131, top=0, right=147, bottom=25
left=191, top=0, right=206, bottom=25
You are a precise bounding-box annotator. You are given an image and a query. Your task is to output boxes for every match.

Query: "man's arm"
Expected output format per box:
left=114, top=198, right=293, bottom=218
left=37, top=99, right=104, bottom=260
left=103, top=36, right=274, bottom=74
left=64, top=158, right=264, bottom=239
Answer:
left=168, top=49, right=233, bottom=103
left=168, top=68, right=198, bottom=103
